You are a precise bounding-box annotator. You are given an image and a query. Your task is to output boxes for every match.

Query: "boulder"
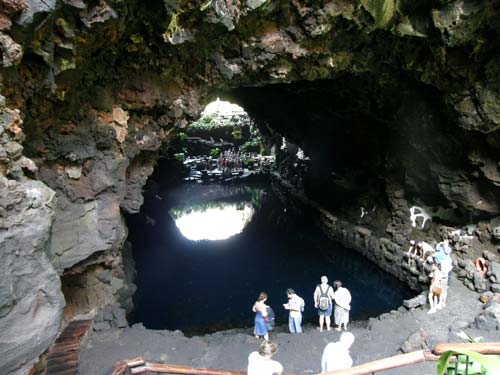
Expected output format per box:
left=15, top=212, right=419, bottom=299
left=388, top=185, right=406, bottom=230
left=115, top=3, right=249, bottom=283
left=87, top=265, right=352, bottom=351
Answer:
left=401, top=328, right=429, bottom=353
left=474, top=301, right=500, bottom=330
left=49, top=193, right=127, bottom=272
left=403, top=292, right=427, bottom=309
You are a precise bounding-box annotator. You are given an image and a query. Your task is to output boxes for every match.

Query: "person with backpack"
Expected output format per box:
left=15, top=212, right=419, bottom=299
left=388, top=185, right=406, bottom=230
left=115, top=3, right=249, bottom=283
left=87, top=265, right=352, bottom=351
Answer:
left=313, top=276, right=334, bottom=332
left=283, top=288, right=305, bottom=333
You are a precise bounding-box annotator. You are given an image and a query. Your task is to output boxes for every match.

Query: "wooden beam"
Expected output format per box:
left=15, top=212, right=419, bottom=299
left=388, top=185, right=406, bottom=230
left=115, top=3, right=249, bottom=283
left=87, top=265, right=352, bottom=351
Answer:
left=126, top=357, right=146, bottom=367
left=318, top=350, right=429, bottom=375
left=433, top=342, right=500, bottom=355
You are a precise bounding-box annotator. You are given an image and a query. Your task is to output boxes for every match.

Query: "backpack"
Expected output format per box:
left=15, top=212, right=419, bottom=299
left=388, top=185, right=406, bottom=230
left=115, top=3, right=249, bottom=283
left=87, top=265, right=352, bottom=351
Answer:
left=318, top=285, right=331, bottom=311
left=265, top=306, right=275, bottom=331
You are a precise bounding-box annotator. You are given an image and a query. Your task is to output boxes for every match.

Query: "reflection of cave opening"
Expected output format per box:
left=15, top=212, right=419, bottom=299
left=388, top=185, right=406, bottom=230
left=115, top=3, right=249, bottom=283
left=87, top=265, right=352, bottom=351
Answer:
left=171, top=201, right=255, bottom=241
left=125, top=94, right=416, bottom=335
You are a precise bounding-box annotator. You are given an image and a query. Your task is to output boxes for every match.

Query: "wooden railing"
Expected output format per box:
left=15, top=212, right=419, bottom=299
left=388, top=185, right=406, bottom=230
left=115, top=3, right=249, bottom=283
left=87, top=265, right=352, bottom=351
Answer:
left=112, top=342, right=500, bottom=375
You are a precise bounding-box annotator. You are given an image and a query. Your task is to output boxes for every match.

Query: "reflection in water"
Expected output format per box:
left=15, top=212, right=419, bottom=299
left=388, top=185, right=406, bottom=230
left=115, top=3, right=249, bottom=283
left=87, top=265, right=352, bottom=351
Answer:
left=171, top=202, right=255, bottom=241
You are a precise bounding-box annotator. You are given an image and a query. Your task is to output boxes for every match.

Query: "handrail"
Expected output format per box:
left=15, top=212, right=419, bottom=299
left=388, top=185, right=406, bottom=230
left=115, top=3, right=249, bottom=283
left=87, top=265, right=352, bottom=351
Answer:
left=433, top=342, right=500, bottom=355
left=319, top=350, right=439, bottom=375
left=112, top=342, right=500, bottom=375
left=112, top=358, right=302, bottom=375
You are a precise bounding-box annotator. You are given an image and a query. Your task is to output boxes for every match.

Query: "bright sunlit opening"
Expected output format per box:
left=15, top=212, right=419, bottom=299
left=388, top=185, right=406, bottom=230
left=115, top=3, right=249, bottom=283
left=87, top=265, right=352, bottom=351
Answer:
left=201, top=98, right=246, bottom=117
left=173, top=203, right=255, bottom=241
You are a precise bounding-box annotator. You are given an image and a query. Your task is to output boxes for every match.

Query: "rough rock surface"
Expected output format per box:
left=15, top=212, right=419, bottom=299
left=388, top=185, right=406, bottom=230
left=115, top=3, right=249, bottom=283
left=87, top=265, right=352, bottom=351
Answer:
left=0, top=177, right=65, bottom=375
left=0, top=98, right=65, bottom=375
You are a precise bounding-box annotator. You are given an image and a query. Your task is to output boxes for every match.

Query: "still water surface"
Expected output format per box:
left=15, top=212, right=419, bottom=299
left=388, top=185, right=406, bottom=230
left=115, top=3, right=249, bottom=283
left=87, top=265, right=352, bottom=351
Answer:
left=127, top=182, right=415, bottom=334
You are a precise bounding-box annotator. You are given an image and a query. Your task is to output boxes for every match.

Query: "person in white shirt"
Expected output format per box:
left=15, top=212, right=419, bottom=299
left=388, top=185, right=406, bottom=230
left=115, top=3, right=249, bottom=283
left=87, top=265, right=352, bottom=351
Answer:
left=247, top=340, right=283, bottom=375
left=407, top=240, right=435, bottom=263
left=283, top=288, right=305, bottom=333
left=321, top=332, right=355, bottom=373
left=333, top=280, right=352, bottom=331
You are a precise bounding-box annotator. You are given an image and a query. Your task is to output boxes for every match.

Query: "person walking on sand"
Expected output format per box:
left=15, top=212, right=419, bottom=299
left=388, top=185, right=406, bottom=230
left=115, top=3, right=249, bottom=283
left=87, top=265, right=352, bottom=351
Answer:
left=333, top=280, right=351, bottom=331
left=283, top=288, right=305, bottom=333
left=321, top=332, right=355, bottom=372
left=313, top=276, right=334, bottom=332
left=252, top=292, right=269, bottom=340
left=247, top=340, right=283, bottom=375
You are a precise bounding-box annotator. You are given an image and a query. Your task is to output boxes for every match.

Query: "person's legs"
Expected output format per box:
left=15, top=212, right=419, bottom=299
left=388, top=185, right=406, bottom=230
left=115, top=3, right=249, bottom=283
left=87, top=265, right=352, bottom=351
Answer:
left=428, top=291, right=436, bottom=313
left=318, top=315, right=325, bottom=331
left=296, top=316, right=303, bottom=333
left=325, top=316, right=331, bottom=331
left=442, top=281, right=448, bottom=307
left=264, top=333, right=269, bottom=340
left=288, top=315, right=296, bottom=333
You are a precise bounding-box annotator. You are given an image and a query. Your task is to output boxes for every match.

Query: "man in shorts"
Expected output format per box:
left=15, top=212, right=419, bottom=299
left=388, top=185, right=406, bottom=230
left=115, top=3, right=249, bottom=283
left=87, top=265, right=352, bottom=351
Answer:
left=313, top=276, right=334, bottom=332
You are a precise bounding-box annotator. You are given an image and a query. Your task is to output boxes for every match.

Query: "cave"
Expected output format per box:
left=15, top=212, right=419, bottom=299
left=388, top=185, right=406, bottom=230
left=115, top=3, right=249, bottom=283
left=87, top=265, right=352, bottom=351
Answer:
left=2, top=1, right=500, bottom=375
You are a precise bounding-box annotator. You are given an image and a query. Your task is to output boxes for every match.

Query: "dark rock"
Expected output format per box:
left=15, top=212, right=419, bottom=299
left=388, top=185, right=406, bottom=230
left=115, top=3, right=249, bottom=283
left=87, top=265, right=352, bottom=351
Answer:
left=491, top=284, right=500, bottom=293
left=403, top=293, right=427, bottom=309
left=401, top=329, right=429, bottom=353
left=474, top=302, right=500, bottom=330
left=489, top=262, right=500, bottom=279
left=492, top=226, right=500, bottom=241
left=16, top=0, right=56, bottom=25
left=93, top=321, right=112, bottom=331
left=483, top=250, right=500, bottom=263
left=0, top=32, right=22, bottom=67
left=473, top=271, right=488, bottom=292
left=80, top=1, right=117, bottom=28
left=112, top=307, right=127, bottom=328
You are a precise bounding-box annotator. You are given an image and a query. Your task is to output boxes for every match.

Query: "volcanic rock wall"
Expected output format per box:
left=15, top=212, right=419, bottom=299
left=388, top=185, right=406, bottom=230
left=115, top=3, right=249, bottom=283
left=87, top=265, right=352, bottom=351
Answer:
left=1, top=1, right=500, bottom=374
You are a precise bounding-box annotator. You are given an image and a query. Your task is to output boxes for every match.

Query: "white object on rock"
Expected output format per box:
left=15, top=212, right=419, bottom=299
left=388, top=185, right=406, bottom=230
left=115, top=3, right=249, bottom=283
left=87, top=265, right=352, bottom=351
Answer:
left=360, top=206, right=367, bottom=218
left=409, top=206, right=432, bottom=229
left=280, top=137, right=287, bottom=151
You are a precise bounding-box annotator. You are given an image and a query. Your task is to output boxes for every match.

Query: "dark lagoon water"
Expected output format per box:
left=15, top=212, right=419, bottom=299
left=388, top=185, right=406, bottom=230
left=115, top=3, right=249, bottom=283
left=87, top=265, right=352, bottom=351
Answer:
left=127, top=176, right=415, bottom=335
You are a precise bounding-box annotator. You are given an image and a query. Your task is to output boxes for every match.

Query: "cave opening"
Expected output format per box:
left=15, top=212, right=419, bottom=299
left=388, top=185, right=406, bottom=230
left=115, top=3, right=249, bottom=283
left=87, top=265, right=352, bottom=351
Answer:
left=126, top=94, right=415, bottom=335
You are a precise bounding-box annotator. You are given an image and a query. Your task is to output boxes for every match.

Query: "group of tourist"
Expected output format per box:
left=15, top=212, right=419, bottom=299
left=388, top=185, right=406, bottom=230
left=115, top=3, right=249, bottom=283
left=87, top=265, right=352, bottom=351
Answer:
left=252, top=276, right=352, bottom=339
left=248, top=276, right=354, bottom=374
left=215, top=149, right=244, bottom=172
left=247, top=333, right=355, bottom=375
left=407, top=238, right=454, bottom=314
left=246, top=240, right=458, bottom=374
